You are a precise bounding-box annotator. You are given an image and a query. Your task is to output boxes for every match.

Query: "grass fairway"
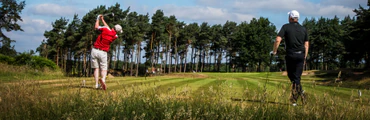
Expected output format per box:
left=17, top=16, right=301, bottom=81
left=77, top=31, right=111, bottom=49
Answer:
left=1, top=71, right=369, bottom=119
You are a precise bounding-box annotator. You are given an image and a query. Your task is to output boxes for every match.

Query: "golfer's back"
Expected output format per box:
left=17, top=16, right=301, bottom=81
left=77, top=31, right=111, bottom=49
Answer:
left=278, top=22, right=308, bottom=54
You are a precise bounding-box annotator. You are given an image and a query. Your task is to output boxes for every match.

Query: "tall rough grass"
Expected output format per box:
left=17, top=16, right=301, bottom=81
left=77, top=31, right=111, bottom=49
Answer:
left=0, top=63, right=64, bottom=82
left=0, top=78, right=369, bottom=119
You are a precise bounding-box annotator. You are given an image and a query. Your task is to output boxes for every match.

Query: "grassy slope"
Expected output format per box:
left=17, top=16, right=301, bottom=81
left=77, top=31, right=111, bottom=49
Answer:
left=0, top=63, right=65, bottom=82
left=2, top=71, right=367, bottom=103
left=1, top=70, right=368, bottom=100
left=1, top=67, right=370, bottom=119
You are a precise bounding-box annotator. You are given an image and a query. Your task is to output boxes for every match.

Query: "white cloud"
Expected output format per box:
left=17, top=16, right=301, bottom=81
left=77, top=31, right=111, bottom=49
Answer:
left=197, top=0, right=226, bottom=6
left=322, top=0, right=366, bottom=8
left=18, top=17, right=52, bottom=35
left=157, top=5, right=255, bottom=24
left=5, top=31, right=45, bottom=53
left=28, top=3, right=85, bottom=17
left=307, top=5, right=354, bottom=16
left=3, top=16, right=51, bottom=52
left=231, top=0, right=362, bottom=17
left=233, top=0, right=302, bottom=11
left=5, top=0, right=367, bottom=53
left=234, top=13, right=255, bottom=22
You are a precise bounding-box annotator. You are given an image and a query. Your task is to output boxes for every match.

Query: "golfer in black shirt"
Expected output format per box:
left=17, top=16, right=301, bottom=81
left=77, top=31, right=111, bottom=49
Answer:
left=272, top=10, right=309, bottom=106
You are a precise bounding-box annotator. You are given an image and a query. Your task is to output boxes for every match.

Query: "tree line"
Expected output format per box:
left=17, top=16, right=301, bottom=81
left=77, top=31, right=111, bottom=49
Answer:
left=35, top=3, right=370, bottom=76
left=1, top=1, right=369, bottom=77
left=35, top=4, right=278, bottom=76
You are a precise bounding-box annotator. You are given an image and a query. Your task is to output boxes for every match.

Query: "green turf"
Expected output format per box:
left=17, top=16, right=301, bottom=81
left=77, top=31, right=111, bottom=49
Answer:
left=1, top=71, right=370, bottom=119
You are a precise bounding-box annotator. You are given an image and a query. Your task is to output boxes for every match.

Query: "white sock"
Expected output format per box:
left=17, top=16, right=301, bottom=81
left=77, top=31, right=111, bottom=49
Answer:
left=292, top=103, right=297, bottom=106
left=94, top=68, right=100, bottom=88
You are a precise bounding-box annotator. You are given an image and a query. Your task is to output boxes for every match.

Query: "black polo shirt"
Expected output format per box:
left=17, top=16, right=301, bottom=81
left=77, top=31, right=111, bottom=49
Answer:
left=277, top=22, right=308, bottom=54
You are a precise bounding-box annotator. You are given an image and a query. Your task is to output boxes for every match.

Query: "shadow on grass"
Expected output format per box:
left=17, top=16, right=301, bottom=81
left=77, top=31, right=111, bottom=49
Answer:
left=230, top=98, right=294, bottom=106
left=314, top=69, right=369, bottom=81
left=313, top=70, right=370, bottom=89
left=69, top=85, right=103, bottom=90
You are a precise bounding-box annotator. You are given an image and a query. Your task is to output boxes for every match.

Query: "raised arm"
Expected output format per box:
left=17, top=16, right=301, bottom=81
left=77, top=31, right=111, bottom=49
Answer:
left=101, top=16, right=110, bottom=29
left=95, top=14, right=101, bottom=30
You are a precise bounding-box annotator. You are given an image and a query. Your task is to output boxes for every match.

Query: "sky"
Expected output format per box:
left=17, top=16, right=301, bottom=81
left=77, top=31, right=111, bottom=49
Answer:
left=3, top=0, right=368, bottom=53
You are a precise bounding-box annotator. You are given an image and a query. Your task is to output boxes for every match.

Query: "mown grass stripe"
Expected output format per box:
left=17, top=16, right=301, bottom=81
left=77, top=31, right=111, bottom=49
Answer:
left=192, top=79, right=226, bottom=97
left=302, top=84, right=359, bottom=99
left=38, top=77, right=182, bottom=92
left=223, top=79, right=247, bottom=98
left=107, top=78, right=186, bottom=91
left=141, top=78, right=205, bottom=95
left=182, top=78, right=216, bottom=92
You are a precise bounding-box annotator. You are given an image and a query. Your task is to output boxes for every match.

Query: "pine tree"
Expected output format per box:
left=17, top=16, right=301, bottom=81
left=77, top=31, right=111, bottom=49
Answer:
left=0, top=0, right=25, bottom=56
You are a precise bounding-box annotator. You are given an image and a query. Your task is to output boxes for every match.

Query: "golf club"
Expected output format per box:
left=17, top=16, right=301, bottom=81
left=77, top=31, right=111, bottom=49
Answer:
left=265, top=53, right=274, bottom=86
left=262, top=53, right=274, bottom=102
left=103, top=13, right=114, bottom=17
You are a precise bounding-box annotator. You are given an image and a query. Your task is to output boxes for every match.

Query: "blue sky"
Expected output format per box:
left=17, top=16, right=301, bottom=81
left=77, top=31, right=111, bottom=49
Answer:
left=3, top=0, right=367, bottom=53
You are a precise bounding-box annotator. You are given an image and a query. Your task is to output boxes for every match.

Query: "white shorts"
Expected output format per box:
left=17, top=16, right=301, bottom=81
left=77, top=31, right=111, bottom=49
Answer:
left=91, top=48, right=108, bottom=70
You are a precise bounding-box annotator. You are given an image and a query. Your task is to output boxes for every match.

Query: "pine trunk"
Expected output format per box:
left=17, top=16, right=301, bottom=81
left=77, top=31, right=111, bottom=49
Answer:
left=179, top=55, right=183, bottom=73
left=201, top=50, right=205, bottom=72
left=190, top=47, right=194, bottom=72
left=83, top=49, right=87, bottom=77
left=217, top=51, right=222, bottom=72
left=226, top=53, right=229, bottom=72
left=115, top=43, right=121, bottom=69
left=168, top=33, right=172, bottom=74
left=196, top=49, right=199, bottom=72
left=184, top=47, right=188, bottom=72
left=157, top=43, right=160, bottom=74
left=130, top=50, right=134, bottom=76
left=151, top=32, right=155, bottom=70
left=213, top=51, right=217, bottom=72
left=174, top=37, right=178, bottom=73
left=56, top=47, right=59, bottom=67
left=136, top=42, right=141, bottom=77
left=123, top=48, right=129, bottom=76
left=64, top=49, right=67, bottom=73
left=163, top=47, right=167, bottom=73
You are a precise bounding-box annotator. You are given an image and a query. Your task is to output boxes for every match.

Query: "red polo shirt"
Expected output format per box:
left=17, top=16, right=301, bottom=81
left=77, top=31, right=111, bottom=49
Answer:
left=93, top=26, right=118, bottom=52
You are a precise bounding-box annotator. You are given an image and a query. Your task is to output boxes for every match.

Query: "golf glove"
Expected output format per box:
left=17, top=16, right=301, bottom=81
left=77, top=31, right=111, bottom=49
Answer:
left=270, top=51, right=275, bottom=55
left=96, top=15, right=101, bottom=20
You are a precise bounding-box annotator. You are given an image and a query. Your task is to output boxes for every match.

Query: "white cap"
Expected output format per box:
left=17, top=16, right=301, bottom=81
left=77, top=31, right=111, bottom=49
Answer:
left=114, top=24, right=123, bottom=33
left=288, top=10, right=300, bottom=19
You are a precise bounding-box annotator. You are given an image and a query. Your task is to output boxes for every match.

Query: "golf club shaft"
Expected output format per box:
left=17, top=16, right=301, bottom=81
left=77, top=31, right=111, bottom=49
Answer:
left=263, top=54, right=273, bottom=90
left=103, top=13, right=114, bottom=16
left=261, top=54, right=273, bottom=102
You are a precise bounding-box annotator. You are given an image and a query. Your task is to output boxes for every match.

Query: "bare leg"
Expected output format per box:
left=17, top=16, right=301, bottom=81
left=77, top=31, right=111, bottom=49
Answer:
left=101, top=70, right=107, bottom=83
left=94, top=68, right=100, bottom=88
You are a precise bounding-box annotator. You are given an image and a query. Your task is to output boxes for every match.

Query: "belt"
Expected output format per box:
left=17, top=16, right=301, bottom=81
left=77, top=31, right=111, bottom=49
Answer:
left=94, top=47, right=107, bottom=52
left=293, top=51, right=302, bottom=54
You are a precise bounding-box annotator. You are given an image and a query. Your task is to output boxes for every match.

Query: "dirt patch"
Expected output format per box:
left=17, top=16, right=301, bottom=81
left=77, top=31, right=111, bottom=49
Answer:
left=352, top=72, right=364, bottom=75
left=358, top=78, right=370, bottom=84
left=4, top=79, right=72, bottom=85
left=315, top=70, right=370, bottom=89
left=341, top=70, right=369, bottom=81
left=35, top=79, right=71, bottom=83
left=282, top=72, right=287, bottom=75
left=282, top=71, right=314, bottom=76
left=50, top=83, right=66, bottom=87
left=107, top=74, right=115, bottom=78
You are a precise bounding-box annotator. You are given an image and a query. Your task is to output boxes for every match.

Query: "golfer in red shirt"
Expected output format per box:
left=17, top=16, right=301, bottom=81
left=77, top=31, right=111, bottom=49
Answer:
left=92, top=14, right=122, bottom=90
